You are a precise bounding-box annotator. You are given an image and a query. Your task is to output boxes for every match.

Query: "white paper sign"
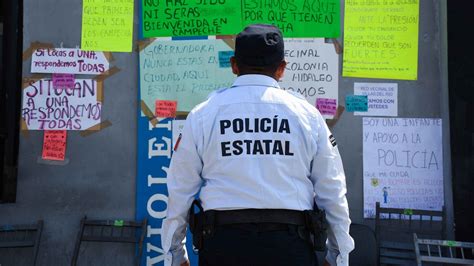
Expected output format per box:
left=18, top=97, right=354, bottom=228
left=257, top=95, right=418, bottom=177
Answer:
left=363, top=118, right=444, bottom=218
left=354, top=83, right=398, bottom=117
left=280, top=38, right=339, bottom=119
left=22, top=79, right=102, bottom=130
left=139, top=39, right=235, bottom=112
left=31, top=48, right=110, bottom=75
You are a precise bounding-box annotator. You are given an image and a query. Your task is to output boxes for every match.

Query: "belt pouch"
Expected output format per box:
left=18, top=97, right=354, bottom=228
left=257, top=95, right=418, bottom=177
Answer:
left=189, top=200, right=204, bottom=250
left=304, top=209, right=328, bottom=251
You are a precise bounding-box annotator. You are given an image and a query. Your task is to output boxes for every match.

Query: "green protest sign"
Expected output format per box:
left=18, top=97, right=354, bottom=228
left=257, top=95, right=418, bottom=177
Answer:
left=241, top=0, right=340, bottom=37
left=142, top=0, right=241, bottom=37
left=141, top=0, right=341, bottom=38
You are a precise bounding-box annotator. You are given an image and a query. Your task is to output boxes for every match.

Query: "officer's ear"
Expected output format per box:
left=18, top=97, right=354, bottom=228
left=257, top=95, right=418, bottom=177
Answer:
left=274, top=61, right=287, bottom=81
left=230, top=57, right=240, bottom=76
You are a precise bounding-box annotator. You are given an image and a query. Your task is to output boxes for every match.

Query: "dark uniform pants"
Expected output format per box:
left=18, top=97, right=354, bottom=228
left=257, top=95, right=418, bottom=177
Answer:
left=198, top=223, right=318, bottom=266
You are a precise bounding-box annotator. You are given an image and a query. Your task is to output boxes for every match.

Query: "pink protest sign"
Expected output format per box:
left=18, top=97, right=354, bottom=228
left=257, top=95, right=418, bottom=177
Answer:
left=52, top=73, right=75, bottom=89
left=316, top=98, right=337, bottom=116
left=155, top=100, right=177, bottom=118
left=42, top=130, right=67, bottom=161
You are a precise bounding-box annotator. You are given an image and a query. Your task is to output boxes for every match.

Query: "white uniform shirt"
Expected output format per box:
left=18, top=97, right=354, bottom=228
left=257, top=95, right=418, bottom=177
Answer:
left=162, top=74, right=354, bottom=266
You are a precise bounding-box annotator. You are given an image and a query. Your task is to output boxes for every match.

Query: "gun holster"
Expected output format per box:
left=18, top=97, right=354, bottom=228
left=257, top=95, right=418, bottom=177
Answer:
left=189, top=199, right=214, bottom=252
left=304, top=205, right=329, bottom=251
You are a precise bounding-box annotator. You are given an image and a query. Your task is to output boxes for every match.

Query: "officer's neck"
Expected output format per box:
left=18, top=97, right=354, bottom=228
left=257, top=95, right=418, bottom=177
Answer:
left=238, top=72, right=278, bottom=80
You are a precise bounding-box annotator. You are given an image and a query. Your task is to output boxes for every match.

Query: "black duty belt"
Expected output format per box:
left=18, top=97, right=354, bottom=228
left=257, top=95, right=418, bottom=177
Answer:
left=203, top=209, right=307, bottom=226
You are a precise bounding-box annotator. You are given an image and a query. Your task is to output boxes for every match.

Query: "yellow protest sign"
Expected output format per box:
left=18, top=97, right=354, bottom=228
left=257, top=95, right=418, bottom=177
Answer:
left=81, top=0, right=134, bottom=52
left=343, top=0, right=419, bottom=80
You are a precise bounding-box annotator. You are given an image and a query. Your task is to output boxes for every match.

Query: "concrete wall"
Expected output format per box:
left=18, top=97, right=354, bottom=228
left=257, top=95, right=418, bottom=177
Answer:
left=337, top=0, right=453, bottom=227
left=0, top=0, right=451, bottom=265
left=1, top=0, right=139, bottom=265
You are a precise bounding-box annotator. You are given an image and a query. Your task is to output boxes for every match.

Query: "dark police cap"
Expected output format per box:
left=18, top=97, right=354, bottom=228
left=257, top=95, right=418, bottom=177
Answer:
left=235, top=24, right=284, bottom=67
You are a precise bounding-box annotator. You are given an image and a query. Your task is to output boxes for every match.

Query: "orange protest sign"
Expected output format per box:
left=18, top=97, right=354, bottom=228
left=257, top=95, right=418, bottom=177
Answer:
left=155, top=100, right=177, bottom=118
left=42, top=130, right=67, bottom=161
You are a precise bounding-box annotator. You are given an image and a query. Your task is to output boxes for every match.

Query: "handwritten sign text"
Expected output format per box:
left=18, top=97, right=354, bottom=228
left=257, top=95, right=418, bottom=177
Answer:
left=22, top=79, right=102, bottom=130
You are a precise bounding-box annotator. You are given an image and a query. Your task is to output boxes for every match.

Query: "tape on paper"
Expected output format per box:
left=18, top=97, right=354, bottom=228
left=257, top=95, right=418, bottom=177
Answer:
left=94, top=66, right=120, bottom=82
left=96, top=81, right=104, bottom=103
left=103, top=52, right=115, bottom=62
left=216, top=36, right=236, bottom=50
left=22, top=75, right=47, bottom=89
left=80, top=120, right=112, bottom=137
left=20, top=118, right=29, bottom=137
left=137, top=39, right=156, bottom=52
left=140, top=100, right=159, bottom=127
left=325, top=105, right=345, bottom=129
left=22, top=42, right=55, bottom=61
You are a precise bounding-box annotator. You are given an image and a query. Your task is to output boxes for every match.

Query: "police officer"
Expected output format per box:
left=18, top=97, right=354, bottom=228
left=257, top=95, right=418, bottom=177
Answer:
left=162, top=24, right=354, bottom=266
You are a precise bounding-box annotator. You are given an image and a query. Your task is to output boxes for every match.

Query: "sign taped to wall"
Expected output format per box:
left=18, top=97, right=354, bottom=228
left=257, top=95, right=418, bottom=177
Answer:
left=139, top=39, right=236, bottom=112
left=141, top=0, right=341, bottom=38
left=354, top=83, right=398, bottom=117
left=316, top=98, right=337, bottom=116
left=52, top=74, right=75, bottom=89
left=22, top=79, right=102, bottom=130
left=42, top=130, right=67, bottom=161
left=140, top=38, right=339, bottom=115
left=81, top=0, right=134, bottom=52
left=343, top=0, right=419, bottom=80
left=346, top=95, right=368, bottom=112
left=136, top=116, right=198, bottom=266
left=280, top=38, right=339, bottom=119
left=241, top=0, right=340, bottom=37
left=31, top=48, right=110, bottom=75
left=363, top=118, right=443, bottom=218
left=142, top=0, right=241, bottom=38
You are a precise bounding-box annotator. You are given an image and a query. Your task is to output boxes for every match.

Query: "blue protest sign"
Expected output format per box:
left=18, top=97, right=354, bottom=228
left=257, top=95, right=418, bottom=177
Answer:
left=346, top=95, right=368, bottom=112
